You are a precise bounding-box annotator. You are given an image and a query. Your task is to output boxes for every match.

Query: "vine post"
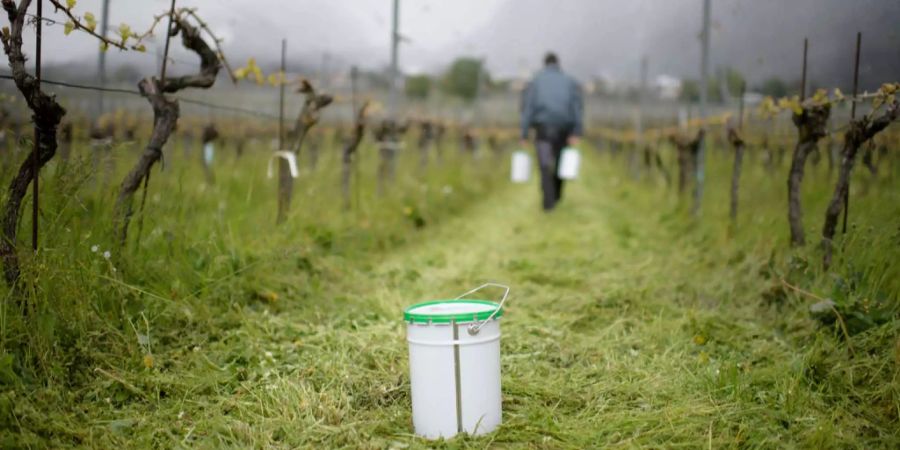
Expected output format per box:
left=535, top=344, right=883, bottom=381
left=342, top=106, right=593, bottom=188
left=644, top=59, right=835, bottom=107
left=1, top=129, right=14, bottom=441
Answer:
left=31, top=0, right=42, bottom=252
left=160, top=0, right=176, bottom=82
left=278, top=39, right=285, bottom=148
left=693, top=0, right=711, bottom=217
left=275, top=38, right=287, bottom=224
left=728, top=81, right=746, bottom=226
left=96, top=0, right=109, bottom=115
left=842, top=32, right=861, bottom=235
left=787, top=37, right=830, bottom=247
left=351, top=66, right=362, bottom=210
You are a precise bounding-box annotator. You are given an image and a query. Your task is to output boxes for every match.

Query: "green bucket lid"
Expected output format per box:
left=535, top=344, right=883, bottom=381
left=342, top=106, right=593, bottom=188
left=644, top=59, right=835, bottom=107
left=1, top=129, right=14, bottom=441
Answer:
left=404, top=299, right=503, bottom=324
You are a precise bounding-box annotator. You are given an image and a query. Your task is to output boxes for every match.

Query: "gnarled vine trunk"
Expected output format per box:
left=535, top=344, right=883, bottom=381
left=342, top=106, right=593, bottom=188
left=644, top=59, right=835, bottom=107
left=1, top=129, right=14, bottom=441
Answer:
left=786, top=103, right=830, bottom=246
left=727, top=127, right=745, bottom=224
left=670, top=130, right=704, bottom=196
left=277, top=81, right=332, bottom=224
left=113, top=79, right=179, bottom=248
left=114, top=16, right=221, bottom=248
left=374, top=120, right=406, bottom=196
left=417, top=120, right=433, bottom=170
left=0, top=0, right=67, bottom=285
left=341, top=102, right=369, bottom=210
left=822, top=101, right=898, bottom=269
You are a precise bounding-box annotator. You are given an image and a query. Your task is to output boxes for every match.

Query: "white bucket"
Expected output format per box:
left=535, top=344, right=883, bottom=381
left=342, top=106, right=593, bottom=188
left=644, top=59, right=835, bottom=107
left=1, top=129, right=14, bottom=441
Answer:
left=203, top=142, right=215, bottom=165
left=404, top=283, right=509, bottom=439
left=558, top=146, right=580, bottom=180
left=511, top=150, right=531, bottom=183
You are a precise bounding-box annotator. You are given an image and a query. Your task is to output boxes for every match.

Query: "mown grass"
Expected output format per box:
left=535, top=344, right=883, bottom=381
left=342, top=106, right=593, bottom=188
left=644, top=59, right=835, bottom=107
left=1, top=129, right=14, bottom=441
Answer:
left=0, top=128, right=898, bottom=449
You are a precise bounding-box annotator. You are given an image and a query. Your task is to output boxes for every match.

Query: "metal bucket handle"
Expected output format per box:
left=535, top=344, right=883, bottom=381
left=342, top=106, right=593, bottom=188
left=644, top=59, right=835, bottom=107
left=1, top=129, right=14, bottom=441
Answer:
left=453, top=283, right=510, bottom=335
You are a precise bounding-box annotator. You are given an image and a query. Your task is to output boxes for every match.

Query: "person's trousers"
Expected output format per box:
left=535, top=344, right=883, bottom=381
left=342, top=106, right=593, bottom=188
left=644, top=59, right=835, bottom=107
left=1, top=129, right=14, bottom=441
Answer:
left=534, top=125, right=572, bottom=210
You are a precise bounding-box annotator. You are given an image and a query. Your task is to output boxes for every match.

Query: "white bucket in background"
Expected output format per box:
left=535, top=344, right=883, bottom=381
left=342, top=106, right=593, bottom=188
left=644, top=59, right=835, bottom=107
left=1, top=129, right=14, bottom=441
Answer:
left=558, top=146, right=581, bottom=180
left=404, top=283, right=509, bottom=439
left=203, top=143, right=215, bottom=165
left=511, top=150, right=531, bottom=183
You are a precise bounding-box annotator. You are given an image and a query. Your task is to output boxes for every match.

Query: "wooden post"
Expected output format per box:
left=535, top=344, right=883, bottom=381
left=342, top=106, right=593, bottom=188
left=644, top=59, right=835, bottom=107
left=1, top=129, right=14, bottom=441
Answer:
left=276, top=39, right=288, bottom=224
left=843, top=32, right=861, bottom=235
left=351, top=66, right=361, bottom=211
left=693, top=0, right=711, bottom=217
left=800, top=38, right=808, bottom=101
left=160, top=0, right=177, bottom=83
left=279, top=39, right=286, bottom=148
left=728, top=82, right=746, bottom=224
left=32, top=0, right=43, bottom=252
left=97, top=0, right=110, bottom=116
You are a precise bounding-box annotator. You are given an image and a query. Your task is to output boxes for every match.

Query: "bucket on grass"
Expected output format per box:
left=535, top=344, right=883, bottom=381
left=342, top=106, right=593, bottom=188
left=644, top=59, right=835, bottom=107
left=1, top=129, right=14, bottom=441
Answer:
left=558, top=146, right=580, bottom=180
left=404, top=283, right=509, bottom=439
left=511, top=150, right=531, bottom=183
left=203, top=142, right=215, bottom=165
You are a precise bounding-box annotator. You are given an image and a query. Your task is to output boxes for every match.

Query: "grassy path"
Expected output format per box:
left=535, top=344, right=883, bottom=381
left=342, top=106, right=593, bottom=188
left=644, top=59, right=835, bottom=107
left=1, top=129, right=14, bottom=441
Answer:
left=17, top=154, right=896, bottom=449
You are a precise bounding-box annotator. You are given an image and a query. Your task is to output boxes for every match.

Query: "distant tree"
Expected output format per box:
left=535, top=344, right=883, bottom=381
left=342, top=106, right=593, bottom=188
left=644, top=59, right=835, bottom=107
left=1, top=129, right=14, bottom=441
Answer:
left=442, top=58, right=487, bottom=102
left=680, top=76, right=729, bottom=103
left=625, top=87, right=641, bottom=102
left=759, top=77, right=789, bottom=98
left=723, top=67, right=746, bottom=97
left=113, top=64, right=143, bottom=83
left=405, top=74, right=431, bottom=100
left=591, top=78, right=610, bottom=97
left=363, top=70, right=390, bottom=90
left=489, top=78, right=511, bottom=93
left=679, top=79, right=700, bottom=103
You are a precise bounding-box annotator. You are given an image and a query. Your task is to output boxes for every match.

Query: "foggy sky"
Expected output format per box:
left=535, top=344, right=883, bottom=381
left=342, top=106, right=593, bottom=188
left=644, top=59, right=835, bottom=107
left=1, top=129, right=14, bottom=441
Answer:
left=21, top=0, right=900, bottom=89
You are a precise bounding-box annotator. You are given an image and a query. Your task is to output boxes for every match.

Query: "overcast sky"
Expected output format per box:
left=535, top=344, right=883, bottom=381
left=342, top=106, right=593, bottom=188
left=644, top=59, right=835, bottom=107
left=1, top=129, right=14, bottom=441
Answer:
left=23, top=0, right=900, bottom=88
left=33, top=0, right=507, bottom=74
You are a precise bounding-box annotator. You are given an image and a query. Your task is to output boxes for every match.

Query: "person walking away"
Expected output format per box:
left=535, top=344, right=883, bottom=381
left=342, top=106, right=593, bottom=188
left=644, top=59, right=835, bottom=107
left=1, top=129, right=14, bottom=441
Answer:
left=520, top=52, right=584, bottom=211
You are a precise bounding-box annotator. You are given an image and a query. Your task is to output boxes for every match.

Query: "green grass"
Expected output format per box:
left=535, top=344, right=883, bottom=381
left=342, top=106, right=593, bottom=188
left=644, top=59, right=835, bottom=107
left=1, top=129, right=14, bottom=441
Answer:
left=0, top=131, right=898, bottom=448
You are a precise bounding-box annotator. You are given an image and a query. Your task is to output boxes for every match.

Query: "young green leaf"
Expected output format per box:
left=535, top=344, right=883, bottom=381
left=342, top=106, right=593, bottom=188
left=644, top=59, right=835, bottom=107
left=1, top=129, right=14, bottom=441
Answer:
left=811, top=88, right=829, bottom=106
left=118, top=23, right=132, bottom=43
left=84, top=12, right=97, bottom=32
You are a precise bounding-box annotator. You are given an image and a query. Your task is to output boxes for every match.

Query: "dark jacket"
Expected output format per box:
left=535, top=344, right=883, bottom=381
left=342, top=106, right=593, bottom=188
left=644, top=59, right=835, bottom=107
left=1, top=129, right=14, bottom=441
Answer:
left=520, top=64, right=584, bottom=139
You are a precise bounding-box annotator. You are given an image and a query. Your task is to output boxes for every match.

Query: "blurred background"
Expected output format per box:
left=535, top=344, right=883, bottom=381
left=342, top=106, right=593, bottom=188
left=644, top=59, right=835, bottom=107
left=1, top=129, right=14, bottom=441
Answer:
left=4, top=0, right=899, bottom=126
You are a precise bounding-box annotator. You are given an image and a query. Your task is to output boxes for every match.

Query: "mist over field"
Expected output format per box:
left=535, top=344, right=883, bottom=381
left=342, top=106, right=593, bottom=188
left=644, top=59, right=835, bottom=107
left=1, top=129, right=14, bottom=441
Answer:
left=31, top=0, right=900, bottom=90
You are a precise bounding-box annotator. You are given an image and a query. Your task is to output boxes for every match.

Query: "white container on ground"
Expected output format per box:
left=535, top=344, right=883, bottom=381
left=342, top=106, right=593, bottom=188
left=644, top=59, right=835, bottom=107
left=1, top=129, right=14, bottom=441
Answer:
left=203, top=142, right=215, bottom=165
left=511, top=150, right=531, bottom=183
left=404, top=284, right=509, bottom=439
left=558, top=146, right=581, bottom=180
